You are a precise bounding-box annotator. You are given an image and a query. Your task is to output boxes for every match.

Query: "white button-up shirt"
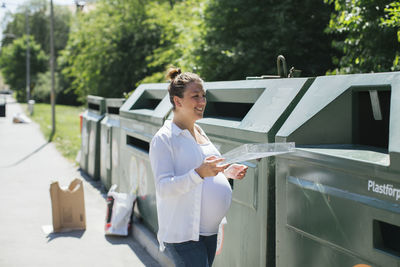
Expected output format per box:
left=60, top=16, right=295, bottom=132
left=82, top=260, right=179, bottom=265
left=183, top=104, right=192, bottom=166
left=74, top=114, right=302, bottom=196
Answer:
left=149, top=120, right=217, bottom=251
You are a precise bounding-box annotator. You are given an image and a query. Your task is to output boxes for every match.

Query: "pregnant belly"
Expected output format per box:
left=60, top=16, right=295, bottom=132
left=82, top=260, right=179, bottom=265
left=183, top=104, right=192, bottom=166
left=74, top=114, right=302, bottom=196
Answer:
left=200, top=172, right=232, bottom=235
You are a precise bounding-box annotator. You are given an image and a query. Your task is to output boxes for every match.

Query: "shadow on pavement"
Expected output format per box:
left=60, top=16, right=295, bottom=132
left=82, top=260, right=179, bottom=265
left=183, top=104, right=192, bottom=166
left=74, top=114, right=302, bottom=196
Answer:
left=1, top=142, right=50, bottom=168
left=78, top=168, right=108, bottom=199
left=77, top=170, right=161, bottom=266
left=46, top=229, right=86, bottom=242
left=105, top=235, right=161, bottom=267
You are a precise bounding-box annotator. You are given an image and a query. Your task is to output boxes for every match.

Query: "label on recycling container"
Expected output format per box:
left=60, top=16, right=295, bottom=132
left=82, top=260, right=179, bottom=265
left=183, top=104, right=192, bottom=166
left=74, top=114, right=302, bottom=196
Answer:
left=368, top=180, right=400, bottom=201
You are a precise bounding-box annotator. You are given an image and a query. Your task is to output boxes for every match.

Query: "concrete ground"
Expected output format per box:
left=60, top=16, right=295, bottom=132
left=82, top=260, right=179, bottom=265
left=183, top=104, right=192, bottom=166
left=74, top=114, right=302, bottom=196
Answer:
left=0, top=95, right=162, bottom=267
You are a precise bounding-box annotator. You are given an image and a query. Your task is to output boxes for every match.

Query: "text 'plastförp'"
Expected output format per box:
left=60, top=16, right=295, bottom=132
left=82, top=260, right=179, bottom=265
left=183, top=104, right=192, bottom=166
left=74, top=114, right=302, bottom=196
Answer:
left=368, top=180, right=400, bottom=201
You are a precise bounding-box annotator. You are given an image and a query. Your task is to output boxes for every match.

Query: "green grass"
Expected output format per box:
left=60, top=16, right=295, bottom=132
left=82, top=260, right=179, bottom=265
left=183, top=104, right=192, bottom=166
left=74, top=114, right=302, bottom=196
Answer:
left=22, top=103, right=85, bottom=163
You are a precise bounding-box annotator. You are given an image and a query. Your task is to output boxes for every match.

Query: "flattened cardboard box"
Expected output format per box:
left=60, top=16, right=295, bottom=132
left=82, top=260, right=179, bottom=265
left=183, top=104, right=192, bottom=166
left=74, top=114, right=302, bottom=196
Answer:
left=50, top=178, right=86, bottom=232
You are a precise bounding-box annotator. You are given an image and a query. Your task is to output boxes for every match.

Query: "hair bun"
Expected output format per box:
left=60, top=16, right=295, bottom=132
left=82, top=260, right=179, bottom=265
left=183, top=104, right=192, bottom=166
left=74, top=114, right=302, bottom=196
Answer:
left=166, top=68, right=182, bottom=81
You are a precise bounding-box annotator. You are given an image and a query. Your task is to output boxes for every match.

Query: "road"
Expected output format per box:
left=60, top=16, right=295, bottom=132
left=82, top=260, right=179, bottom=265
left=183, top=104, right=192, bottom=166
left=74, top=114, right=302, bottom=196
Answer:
left=0, top=95, right=161, bottom=267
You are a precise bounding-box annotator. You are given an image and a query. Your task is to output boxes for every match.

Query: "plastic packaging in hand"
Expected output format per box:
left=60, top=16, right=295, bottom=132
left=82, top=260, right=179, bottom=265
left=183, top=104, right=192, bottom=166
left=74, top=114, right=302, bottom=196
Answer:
left=221, top=142, right=295, bottom=164
left=224, top=164, right=248, bottom=179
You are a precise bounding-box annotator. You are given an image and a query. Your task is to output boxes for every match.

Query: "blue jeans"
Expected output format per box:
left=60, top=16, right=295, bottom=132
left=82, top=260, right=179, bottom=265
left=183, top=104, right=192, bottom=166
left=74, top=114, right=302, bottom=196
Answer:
left=165, top=235, right=218, bottom=267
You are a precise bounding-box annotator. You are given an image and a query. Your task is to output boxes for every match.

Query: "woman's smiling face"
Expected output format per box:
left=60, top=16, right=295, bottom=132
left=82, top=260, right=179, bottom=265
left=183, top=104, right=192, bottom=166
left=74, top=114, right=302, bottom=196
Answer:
left=175, top=82, right=206, bottom=121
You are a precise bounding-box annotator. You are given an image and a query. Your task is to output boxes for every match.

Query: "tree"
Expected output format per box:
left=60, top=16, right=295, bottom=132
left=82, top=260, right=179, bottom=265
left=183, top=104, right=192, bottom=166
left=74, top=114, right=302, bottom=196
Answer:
left=0, top=35, right=48, bottom=101
left=380, top=1, right=400, bottom=70
left=326, top=0, right=400, bottom=74
left=139, top=0, right=207, bottom=84
left=1, top=0, right=73, bottom=104
left=59, top=0, right=161, bottom=102
left=1, top=0, right=71, bottom=58
left=197, top=0, right=335, bottom=81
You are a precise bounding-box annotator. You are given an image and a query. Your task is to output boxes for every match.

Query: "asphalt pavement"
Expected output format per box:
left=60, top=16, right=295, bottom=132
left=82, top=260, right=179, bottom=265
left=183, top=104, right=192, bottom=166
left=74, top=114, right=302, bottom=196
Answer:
left=0, top=95, right=162, bottom=267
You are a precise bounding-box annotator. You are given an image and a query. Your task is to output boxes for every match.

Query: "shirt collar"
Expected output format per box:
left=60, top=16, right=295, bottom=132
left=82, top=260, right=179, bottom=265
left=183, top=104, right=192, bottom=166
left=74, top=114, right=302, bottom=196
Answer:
left=164, top=120, right=183, bottom=136
left=165, top=120, right=204, bottom=137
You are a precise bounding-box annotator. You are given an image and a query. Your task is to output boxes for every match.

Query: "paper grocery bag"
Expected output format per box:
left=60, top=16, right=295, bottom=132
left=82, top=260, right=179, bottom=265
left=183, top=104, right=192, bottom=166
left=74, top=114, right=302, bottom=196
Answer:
left=50, top=178, right=86, bottom=232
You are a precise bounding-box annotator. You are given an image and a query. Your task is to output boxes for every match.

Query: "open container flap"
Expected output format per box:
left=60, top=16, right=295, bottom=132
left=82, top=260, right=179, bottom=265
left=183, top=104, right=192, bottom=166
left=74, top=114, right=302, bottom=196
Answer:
left=222, top=142, right=295, bottom=164
left=276, top=72, right=400, bottom=169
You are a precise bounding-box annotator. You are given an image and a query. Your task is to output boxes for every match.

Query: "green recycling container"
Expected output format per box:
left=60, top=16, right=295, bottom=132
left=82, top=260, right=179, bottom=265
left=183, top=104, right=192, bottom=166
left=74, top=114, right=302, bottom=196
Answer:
left=193, top=78, right=313, bottom=267
left=275, top=72, right=400, bottom=267
left=80, top=112, right=90, bottom=173
left=80, top=95, right=106, bottom=180
left=100, top=98, right=125, bottom=190
left=119, top=83, right=171, bottom=234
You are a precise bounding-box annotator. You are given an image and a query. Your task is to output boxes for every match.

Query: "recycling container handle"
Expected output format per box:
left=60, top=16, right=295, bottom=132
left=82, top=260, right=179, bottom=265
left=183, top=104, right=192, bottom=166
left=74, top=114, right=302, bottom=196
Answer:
left=277, top=55, right=288, bottom=78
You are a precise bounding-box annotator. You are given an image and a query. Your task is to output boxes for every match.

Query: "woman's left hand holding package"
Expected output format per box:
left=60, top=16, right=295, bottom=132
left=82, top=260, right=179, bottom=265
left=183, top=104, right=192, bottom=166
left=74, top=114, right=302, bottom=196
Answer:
left=224, top=164, right=248, bottom=180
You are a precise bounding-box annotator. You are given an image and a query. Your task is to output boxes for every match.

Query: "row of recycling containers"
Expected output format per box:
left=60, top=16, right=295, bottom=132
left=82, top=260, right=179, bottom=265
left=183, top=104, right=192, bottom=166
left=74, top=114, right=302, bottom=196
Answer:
left=80, top=72, right=400, bottom=267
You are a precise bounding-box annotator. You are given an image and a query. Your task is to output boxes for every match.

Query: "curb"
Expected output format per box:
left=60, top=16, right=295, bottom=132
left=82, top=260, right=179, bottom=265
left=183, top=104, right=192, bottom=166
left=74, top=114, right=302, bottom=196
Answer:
left=132, top=218, right=174, bottom=267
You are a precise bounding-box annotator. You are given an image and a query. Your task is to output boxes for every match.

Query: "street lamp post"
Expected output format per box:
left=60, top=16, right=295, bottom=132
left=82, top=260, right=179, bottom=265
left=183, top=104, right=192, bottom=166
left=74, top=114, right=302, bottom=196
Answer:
left=50, top=0, right=55, bottom=137
left=25, top=8, right=30, bottom=103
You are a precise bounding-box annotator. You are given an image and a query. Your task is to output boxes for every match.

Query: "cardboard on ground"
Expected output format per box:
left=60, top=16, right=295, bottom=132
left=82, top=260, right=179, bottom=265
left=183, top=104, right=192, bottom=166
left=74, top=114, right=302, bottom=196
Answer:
left=49, top=178, right=86, bottom=232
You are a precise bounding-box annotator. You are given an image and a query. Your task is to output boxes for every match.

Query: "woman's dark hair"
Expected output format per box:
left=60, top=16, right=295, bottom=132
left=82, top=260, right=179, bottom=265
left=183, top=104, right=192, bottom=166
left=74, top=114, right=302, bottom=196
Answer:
left=166, top=67, right=203, bottom=109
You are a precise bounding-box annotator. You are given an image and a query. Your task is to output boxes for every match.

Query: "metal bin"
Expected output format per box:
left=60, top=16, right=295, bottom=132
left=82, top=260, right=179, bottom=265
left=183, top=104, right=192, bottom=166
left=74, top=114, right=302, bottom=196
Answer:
left=100, top=98, right=125, bottom=190
left=118, top=83, right=171, bottom=234
left=80, top=95, right=106, bottom=180
left=275, top=72, right=400, bottom=267
left=196, top=78, right=313, bottom=267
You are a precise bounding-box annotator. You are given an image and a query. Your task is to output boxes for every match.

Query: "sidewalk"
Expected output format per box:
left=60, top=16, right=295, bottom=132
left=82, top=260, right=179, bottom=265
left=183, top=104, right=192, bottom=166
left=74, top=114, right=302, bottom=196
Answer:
left=0, top=96, right=161, bottom=267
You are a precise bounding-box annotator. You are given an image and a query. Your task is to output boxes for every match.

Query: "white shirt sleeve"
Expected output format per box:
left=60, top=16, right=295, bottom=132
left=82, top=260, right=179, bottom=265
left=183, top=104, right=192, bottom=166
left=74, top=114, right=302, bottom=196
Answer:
left=149, top=134, right=203, bottom=199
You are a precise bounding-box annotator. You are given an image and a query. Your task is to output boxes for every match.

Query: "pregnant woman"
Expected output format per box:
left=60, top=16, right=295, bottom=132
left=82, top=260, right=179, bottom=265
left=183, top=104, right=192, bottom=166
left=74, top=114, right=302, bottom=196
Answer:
left=149, top=68, right=247, bottom=267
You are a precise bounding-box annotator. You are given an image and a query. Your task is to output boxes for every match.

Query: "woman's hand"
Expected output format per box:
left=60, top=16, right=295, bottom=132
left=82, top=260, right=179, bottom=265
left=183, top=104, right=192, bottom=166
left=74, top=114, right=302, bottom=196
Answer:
left=224, top=164, right=248, bottom=180
left=195, top=155, right=229, bottom=178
